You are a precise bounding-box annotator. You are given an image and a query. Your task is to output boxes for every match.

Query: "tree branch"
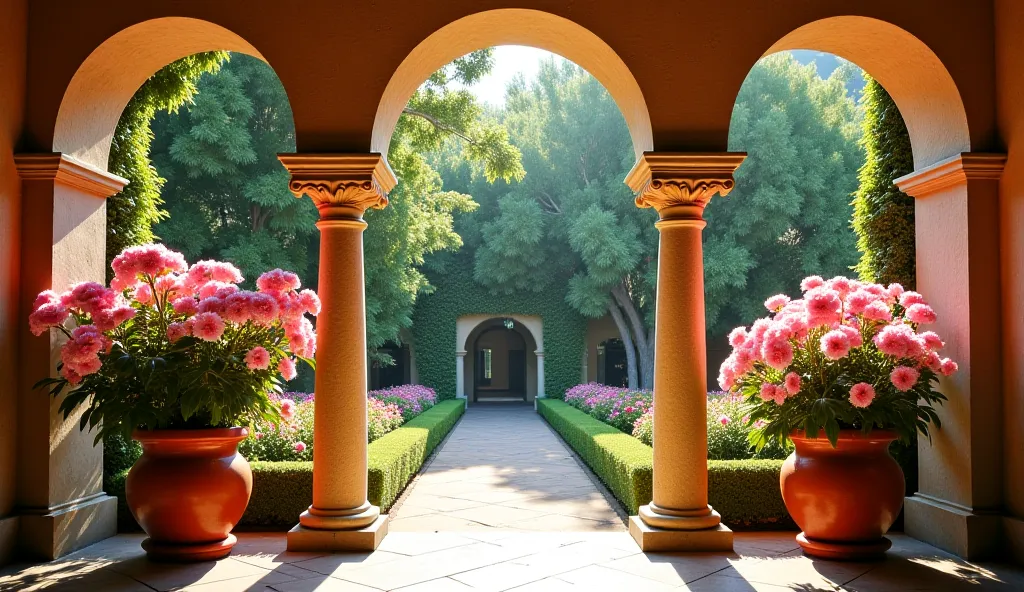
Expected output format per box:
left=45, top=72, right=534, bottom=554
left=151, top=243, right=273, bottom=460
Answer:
left=402, top=107, right=478, bottom=146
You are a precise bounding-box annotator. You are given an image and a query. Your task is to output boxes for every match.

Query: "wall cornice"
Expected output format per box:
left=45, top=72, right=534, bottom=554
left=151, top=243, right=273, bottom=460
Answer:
left=895, top=153, right=1006, bottom=198
left=14, top=153, right=127, bottom=198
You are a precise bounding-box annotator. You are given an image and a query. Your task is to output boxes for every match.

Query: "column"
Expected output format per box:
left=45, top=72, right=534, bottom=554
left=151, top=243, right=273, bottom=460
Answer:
left=456, top=350, right=467, bottom=404
left=624, top=152, right=745, bottom=552
left=15, top=154, right=123, bottom=559
left=535, top=351, right=545, bottom=398
left=895, top=153, right=1006, bottom=560
left=279, top=153, right=396, bottom=551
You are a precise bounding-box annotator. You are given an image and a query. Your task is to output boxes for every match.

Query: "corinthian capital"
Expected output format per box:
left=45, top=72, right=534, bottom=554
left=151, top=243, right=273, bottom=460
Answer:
left=625, top=152, right=746, bottom=212
left=278, top=153, right=398, bottom=214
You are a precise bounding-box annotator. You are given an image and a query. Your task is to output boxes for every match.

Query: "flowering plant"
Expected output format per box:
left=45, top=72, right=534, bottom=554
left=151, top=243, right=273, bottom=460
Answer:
left=719, top=275, right=955, bottom=448
left=564, top=383, right=652, bottom=433
left=29, top=244, right=319, bottom=442
left=368, top=384, right=437, bottom=421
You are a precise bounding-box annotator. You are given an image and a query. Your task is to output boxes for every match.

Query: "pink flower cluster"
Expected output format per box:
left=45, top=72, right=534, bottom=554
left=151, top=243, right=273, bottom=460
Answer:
left=368, top=384, right=437, bottom=418
left=720, top=276, right=958, bottom=410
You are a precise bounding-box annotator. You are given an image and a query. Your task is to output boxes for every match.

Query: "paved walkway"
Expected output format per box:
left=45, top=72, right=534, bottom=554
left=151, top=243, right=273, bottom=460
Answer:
left=4, top=531, right=1022, bottom=591
left=389, top=402, right=625, bottom=532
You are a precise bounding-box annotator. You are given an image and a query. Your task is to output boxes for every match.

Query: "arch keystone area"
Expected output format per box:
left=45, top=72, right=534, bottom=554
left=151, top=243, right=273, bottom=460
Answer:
left=372, top=8, right=653, bottom=160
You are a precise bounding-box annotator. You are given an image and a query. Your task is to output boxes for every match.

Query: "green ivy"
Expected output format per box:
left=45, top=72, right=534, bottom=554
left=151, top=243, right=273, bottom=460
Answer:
left=411, top=255, right=587, bottom=399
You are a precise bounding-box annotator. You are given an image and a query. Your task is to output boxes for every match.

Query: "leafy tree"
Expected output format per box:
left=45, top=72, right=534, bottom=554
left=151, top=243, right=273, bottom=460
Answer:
left=852, top=76, right=916, bottom=288
left=106, top=52, right=226, bottom=272
left=451, top=61, right=659, bottom=389
left=706, top=53, right=863, bottom=338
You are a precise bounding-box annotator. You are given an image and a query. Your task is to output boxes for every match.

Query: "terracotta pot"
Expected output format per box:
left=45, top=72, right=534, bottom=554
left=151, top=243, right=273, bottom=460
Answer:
left=127, top=427, right=252, bottom=561
left=780, top=429, right=905, bottom=560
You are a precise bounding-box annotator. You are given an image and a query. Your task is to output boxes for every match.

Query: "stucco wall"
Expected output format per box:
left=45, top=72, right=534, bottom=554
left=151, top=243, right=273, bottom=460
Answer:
left=584, top=316, right=620, bottom=383
left=995, top=0, right=1024, bottom=563
left=0, top=0, right=26, bottom=565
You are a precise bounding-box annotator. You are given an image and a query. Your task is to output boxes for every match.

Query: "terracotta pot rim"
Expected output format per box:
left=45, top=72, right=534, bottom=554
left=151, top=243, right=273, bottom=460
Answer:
left=132, top=426, right=248, bottom=443
left=789, top=428, right=898, bottom=442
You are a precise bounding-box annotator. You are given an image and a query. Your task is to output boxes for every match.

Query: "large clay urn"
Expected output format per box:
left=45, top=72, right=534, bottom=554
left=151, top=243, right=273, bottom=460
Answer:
left=780, top=429, right=905, bottom=560
left=127, top=427, right=253, bottom=561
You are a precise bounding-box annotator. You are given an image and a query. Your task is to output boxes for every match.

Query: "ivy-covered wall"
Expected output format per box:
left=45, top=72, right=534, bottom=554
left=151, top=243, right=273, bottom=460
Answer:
left=411, top=256, right=587, bottom=400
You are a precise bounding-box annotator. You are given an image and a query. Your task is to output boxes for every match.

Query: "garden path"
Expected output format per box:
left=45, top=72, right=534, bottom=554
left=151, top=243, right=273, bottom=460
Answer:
left=388, top=402, right=626, bottom=532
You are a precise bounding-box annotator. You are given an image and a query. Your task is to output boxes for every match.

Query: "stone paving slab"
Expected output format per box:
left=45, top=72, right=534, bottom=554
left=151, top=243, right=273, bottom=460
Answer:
left=389, top=402, right=627, bottom=533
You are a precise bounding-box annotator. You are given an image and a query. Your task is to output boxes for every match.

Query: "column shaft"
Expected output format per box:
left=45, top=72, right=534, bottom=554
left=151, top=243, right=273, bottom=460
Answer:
left=456, top=352, right=467, bottom=400
left=536, top=352, right=545, bottom=398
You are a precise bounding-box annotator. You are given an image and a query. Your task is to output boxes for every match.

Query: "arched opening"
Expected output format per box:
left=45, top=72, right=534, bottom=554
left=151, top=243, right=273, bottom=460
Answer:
left=458, top=315, right=542, bottom=404
left=371, top=8, right=652, bottom=161
left=53, top=17, right=273, bottom=171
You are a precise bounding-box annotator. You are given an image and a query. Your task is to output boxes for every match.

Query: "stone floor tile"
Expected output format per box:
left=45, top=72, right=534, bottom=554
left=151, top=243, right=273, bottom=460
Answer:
left=389, top=513, right=498, bottom=531
left=447, top=505, right=549, bottom=527
left=717, top=552, right=875, bottom=589
left=504, top=578, right=578, bottom=591
left=676, top=574, right=800, bottom=591
left=268, top=575, right=385, bottom=591
left=402, top=496, right=490, bottom=513
left=507, top=513, right=623, bottom=532
left=106, top=555, right=281, bottom=591
left=375, top=533, right=479, bottom=556
left=842, top=554, right=1019, bottom=591
left=393, top=576, right=477, bottom=591
left=554, top=564, right=679, bottom=591
left=286, top=551, right=405, bottom=577
left=598, top=551, right=736, bottom=586
left=340, top=542, right=529, bottom=590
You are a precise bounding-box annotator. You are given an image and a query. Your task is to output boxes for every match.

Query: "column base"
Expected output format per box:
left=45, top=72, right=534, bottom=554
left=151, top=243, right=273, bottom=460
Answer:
left=0, top=515, right=18, bottom=565
left=904, top=493, right=1002, bottom=560
left=18, top=493, right=117, bottom=560
left=287, top=514, right=389, bottom=552
left=629, top=516, right=733, bottom=552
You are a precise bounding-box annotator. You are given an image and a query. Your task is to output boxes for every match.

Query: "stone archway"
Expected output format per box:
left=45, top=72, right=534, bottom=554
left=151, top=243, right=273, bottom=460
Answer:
left=456, top=315, right=544, bottom=403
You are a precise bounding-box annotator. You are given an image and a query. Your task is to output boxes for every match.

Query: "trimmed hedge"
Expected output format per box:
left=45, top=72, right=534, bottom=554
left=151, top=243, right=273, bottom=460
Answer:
left=109, top=399, right=465, bottom=531
left=537, top=399, right=652, bottom=514
left=538, top=399, right=792, bottom=528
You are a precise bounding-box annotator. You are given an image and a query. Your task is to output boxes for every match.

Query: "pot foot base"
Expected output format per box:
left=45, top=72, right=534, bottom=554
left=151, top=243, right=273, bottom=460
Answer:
left=142, top=534, right=236, bottom=562
left=797, top=532, right=891, bottom=561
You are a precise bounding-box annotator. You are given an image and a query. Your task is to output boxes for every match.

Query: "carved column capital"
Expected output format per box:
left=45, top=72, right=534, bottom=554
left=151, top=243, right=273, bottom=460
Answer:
left=625, top=152, right=746, bottom=219
left=278, top=153, right=397, bottom=218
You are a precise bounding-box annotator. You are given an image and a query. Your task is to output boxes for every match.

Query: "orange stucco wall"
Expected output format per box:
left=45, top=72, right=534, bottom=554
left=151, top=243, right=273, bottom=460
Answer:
left=995, top=0, right=1024, bottom=559
left=0, top=0, right=26, bottom=563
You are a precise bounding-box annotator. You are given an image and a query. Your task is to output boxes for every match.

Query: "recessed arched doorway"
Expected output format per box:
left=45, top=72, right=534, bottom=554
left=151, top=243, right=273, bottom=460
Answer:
left=456, top=315, right=543, bottom=403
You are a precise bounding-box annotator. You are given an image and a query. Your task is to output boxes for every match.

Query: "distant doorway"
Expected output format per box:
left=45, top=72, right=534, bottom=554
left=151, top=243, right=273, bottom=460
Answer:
left=597, top=338, right=629, bottom=388
left=473, top=322, right=527, bottom=402
left=370, top=341, right=411, bottom=390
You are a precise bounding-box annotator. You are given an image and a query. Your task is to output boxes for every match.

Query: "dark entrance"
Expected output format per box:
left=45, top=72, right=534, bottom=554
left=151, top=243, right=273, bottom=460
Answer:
left=472, top=321, right=528, bottom=402
left=597, top=338, right=629, bottom=387
left=369, top=341, right=410, bottom=390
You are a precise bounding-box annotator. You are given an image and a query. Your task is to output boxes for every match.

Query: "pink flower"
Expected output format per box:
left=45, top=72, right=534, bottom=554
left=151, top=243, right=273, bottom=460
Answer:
left=197, top=297, right=225, bottom=315
left=245, top=346, right=271, bottom=370
left=873, top=324, right=915, bottom=357
left=940, top=358, right=958, bottom=376
left=919, top=331, right=944, bottom=351
left=63, top=282, right=117, bottom=315
left=759, top=383, right=776, bottom=402
left=764, top=294, right=790, bottom=312
left=925, top=351, right=943, bottom=372
left=222, top=292, right=253, bottom=324
left=257, top=269, right=301, bottom=293
left=92, top=304, right=136, bottom=331
left=198, top=281, right=232, bottom=300
left=192, top=312, right=226, bottom=341
left=846, top=289, right=876, bottom=314
left=820, top=330, right=851, bottom=360
left=826, top=276, right=853, bottom=298
left=28, top=302, right=69, bottom=335
left=862, top=300, right=892, bottom=321
left=905, top=303, right=937, bottom=324
left=899, top=291, right=927, bottom=307
left=293, top=441, right=306, bottom=453
left=849, top=383, right=876, bottom=408
left=166, top=322, right=187, bottom=343
left=805, top=287, right=842, bottom=327
left=279, top=357, right=298, bottom=381
left=772, top=386, right=787, bottom=405
left=891, top=366, right=920, bottom=392
left=838, top=324, right=863, bottom=348
left=254, top=432, right=263, bottom=440
left=718, top=415, right=731, bottom=426
left=248, top=293, right=281, bottom=325
left=753, top=419, right=767, bottom=429
left=887, top=283, right=905, bottom=302
left=299, top=290, right=321, bottom=315
left=762, top=337, right=794, bottom=370
left=728, top=327, right=747, bottom=348
left=186, top=260, right=243, bottom=287
left=133, top=284, right=153, bottom=305
left=61, top=365, right=83, bottom=385
left=171, top=297, right=198, bottom=316
left=32, top=290, right=61, bottom=311
left=801, top=276, right=825, bottom=291
left=784, top=372, right=801, bottom=395
left=280, top=398, right=296, bottom=420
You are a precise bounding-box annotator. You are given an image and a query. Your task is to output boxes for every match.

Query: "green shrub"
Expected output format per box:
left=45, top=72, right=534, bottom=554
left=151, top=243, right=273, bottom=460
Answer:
left=538, top=399, right=653, bottom=514
left=368, top=400, right=464, bottom=511
left=109, top=399, right=464, bottom=531
left=539, top=399, right=792, bottom=528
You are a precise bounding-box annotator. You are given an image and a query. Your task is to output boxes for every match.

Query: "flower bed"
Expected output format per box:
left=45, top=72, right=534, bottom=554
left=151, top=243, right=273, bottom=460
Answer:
left=565, top=383, right=788, bottom=461
left=237, top=386, right=436, bottom=461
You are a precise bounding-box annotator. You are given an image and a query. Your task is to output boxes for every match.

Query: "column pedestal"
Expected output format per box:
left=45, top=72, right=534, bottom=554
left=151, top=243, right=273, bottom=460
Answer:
left=625, top=152, right=745, bottom=552
left=279, top=153, right=396, bottom=552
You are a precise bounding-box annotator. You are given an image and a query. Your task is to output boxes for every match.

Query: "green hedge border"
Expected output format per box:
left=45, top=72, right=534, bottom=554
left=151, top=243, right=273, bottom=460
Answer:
left=109, top=400, right=465, bottom=530
left=537, top=399, right=792, bottom=528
